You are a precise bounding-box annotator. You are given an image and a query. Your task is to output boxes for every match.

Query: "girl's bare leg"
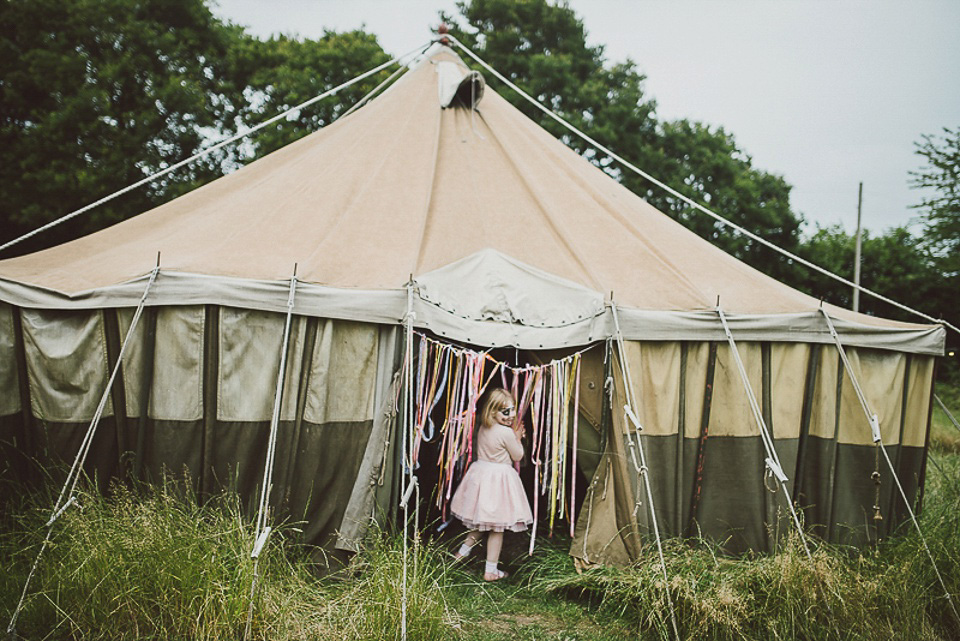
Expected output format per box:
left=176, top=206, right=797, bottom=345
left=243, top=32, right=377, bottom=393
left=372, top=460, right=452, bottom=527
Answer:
left=484, top=531, right=504, bottom=579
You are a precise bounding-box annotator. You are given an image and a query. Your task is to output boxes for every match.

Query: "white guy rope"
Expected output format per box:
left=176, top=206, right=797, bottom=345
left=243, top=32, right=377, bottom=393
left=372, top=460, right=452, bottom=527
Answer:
left=244, top=267, right=298, bottom=641
left=339, top=63, right=410, bottom=120
left=609, top=302, right=680, bottom=641
left=819, top=308, right=960, bottom=627
left=447, top=35, right=960, bottom=338
left=0, top=42, right=432, bottom=256
left=716, top=308, right=815, bottom=559
left=6, top=262, right=160, bottom=636
left=934, top=394, right=960, bottom=434
left=400, top=280, right=417, bottom=641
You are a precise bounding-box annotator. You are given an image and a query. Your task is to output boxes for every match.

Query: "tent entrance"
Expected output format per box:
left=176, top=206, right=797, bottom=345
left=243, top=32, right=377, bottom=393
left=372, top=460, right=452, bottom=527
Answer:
left=399, top=333, right=605, bottom=555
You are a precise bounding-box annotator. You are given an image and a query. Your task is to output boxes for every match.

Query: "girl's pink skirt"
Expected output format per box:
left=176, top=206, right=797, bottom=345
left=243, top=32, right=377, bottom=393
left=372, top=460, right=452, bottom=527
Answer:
left=450, top=460, right=533, bottom=532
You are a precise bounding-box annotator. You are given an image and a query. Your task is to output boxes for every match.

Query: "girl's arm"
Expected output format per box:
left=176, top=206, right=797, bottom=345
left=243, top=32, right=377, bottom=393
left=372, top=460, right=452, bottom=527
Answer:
left=504, top=427, right=524, bottom=462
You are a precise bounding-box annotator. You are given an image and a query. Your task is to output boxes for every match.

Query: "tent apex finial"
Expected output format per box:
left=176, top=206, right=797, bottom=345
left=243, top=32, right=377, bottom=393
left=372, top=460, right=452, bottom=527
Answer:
left=436, top=22, right=450, bottom=45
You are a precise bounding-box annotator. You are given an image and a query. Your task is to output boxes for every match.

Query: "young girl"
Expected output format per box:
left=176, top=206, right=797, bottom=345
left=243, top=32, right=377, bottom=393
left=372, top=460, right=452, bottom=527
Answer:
left=450, top=388, right=533, bottom=581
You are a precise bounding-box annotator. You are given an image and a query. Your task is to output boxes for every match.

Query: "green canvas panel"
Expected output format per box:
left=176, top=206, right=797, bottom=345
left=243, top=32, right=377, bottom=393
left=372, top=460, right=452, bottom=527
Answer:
left=0, top=413, right=28, bottom=488
left=118, top=305, right=205, bottom=421
left=284, top=420, right=373, bottom=548
left=793, top=436, right=836, bottom=540
left=32, top=418, right=121, bottom=492
left=21, top=308, right=113, bottom=422
left=888, top=445, right=926, bottom=527
left=691, top=436, right=787, bottom=554
left=304, top=320, right=380, bottom=425
left=0, top=303, right=18, bottom=416
left=634, top=434, right=695, bottom=539
left=125, top=419, right=204, bottom=485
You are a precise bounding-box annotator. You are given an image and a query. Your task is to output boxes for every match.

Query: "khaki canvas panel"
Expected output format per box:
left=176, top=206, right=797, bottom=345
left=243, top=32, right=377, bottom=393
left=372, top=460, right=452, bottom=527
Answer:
left=0, top=303, right=19, bottom=416
left=118, top=306, right=204, bottom=421
left=708, top=342, right=762, bottom=437
left=837, top=348, right=905, bottom=446
left=903, top=356, right=935, bottom=448
left=633, top=341, right=682, bottom=437
left=21, top=309, right=112, bottom=422
left=217, top=308, right=308, bottom=422
left=683, top=342, right=711, bottom=439
left=303, top=320, right=379, bottom=425
left=770, top=343, right=810, bottom=440
left=807, top=348, right=839, bottom=440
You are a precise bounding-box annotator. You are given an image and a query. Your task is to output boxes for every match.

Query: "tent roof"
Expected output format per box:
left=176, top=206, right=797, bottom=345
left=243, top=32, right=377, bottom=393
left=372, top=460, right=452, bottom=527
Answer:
left=0, top=47, right=944, bottom=354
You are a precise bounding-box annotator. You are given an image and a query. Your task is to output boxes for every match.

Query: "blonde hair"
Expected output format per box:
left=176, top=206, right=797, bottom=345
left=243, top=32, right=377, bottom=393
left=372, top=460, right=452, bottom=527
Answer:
left=480, top=388, right=516, bottom=429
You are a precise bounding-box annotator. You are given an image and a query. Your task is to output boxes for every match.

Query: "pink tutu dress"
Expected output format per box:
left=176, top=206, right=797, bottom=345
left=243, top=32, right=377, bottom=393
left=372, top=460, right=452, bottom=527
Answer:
left=450, top=422, right=533, bottom=532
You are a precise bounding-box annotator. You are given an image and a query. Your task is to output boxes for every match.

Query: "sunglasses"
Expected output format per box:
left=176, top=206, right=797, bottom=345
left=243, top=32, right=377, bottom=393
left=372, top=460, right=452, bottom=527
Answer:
left=498, top=406, right=516, bottom=417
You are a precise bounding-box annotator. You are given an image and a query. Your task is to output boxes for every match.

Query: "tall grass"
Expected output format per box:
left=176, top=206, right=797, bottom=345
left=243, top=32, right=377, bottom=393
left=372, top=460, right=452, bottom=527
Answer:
left=0, top=479, right=462, bottom=640
left=525, top=451, right=960, bottom=640
left=2, top=446, right=959, bottom=639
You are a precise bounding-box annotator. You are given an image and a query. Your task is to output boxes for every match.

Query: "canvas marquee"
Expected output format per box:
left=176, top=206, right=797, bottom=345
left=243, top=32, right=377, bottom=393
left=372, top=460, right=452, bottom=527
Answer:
left=0, top=45, right=945, bottom=563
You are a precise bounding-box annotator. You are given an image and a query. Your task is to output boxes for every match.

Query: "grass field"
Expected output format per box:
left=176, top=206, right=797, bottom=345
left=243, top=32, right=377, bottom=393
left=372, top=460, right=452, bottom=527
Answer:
left=3, top=393, right=960, bottom=640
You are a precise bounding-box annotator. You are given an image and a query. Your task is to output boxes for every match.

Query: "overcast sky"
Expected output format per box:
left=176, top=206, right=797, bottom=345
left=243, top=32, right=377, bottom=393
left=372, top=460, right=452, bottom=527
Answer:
left=211, top=0, right=960, bottom=234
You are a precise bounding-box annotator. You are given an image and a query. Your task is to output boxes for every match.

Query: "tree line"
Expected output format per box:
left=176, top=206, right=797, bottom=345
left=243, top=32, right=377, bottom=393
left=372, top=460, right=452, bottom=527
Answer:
left=1, top=0, right=957, bottom=348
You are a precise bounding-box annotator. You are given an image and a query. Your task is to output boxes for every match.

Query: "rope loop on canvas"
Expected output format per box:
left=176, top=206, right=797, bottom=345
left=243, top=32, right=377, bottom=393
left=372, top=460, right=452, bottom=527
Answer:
left=609, top=301, right=680, bottom=641
left=819, top=309, right=960, bottom=628
left=447, top=34, right=960, bottom=339
left=6, top=261, right=160, bottom=637
left=0, top=41, right=433, bottom=257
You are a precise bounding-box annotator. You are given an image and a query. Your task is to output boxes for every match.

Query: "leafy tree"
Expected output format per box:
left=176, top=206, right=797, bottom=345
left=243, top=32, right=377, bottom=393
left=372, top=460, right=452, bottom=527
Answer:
left=793, top=224, right=948, bottom=324
left=442, top=0, right=803, bottom=280
left=0, top=0, right=241, bottom=255
left=911, top=127, right=960, bottom=277
left=226, top=30, right=394, bottom=159
left=0, top=0, right=393, bottom=255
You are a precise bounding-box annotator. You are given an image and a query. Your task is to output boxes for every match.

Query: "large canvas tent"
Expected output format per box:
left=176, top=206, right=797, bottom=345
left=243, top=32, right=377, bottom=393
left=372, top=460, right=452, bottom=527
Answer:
left=0, top=46, right=945, bottom=562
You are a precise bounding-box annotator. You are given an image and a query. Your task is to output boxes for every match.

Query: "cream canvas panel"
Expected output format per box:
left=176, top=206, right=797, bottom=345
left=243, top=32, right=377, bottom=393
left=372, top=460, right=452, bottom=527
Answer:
left=631, top=341, right=681, bottom=436
left=21, top=308, right=112, bottom=422
left=303, top=320, right=379, bottom=425
left=838, top=348, right=905, bottom=446
left=218, top=308, right=307, bottom=422
left=682, top=342, right=710, bottom=438
left=807, top=348, right=838, bottom=439
left=119, top=306, right=204, bottom=421
left=708, top=342, right=762, bottom=437
left=903, top=356, right=934, bottom=448
left=0, top=303, right=19, bottom=416
left=770, top=343, right=810, bottom=439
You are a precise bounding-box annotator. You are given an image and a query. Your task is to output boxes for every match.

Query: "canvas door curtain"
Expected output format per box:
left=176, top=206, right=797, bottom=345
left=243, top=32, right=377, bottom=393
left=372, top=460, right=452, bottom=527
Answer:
left=402, top=332, right=607, bottom=553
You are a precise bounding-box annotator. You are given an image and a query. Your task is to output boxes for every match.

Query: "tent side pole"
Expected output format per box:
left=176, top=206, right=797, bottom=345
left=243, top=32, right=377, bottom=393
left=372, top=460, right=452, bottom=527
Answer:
left=133, top=306, right=157, bottom=481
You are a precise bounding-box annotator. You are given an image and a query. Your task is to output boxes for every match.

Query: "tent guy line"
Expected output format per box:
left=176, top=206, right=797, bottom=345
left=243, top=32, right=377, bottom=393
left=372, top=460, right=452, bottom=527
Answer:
left=445, top=34, right=960, bottom=339
left=6, top=263, right=161, bottom=637
left=1, top=31, right=952, bottom=342
left=0, top=40, right=433, bottom=257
